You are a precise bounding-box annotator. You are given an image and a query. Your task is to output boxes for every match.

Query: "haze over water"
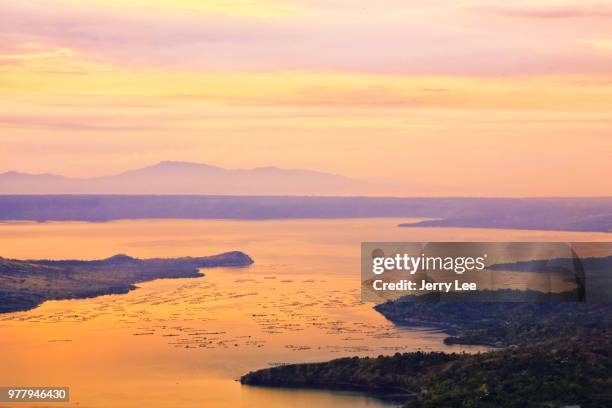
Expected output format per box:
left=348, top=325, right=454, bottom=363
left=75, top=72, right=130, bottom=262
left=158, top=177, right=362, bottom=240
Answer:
left=1, top=219, right=611, bottom=408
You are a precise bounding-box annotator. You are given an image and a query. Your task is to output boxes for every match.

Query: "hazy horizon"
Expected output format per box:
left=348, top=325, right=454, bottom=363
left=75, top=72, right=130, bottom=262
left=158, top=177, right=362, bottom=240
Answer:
left=1, top=159, right=612, bottom=197
left=1, top=0, right=611, bottom=196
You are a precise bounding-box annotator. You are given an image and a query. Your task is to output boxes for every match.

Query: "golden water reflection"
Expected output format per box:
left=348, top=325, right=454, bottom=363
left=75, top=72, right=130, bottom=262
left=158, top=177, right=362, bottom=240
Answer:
left=1, top=219, right=610, bottom=407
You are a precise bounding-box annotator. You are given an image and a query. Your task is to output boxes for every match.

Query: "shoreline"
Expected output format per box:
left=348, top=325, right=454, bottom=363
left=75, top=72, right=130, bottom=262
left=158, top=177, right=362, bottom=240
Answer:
left=0, top=251, right=253, bottom=314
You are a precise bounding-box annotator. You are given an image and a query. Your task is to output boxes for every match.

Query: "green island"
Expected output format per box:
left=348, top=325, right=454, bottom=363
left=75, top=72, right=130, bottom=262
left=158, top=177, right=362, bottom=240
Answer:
left=0, top=251, right=253, bottom=313
left=241, top=297, right=612, bottom=407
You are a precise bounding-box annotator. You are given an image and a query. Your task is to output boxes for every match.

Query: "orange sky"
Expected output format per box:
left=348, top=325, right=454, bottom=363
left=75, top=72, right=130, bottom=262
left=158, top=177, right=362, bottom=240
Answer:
left=1, top=0, right=611, bottom=196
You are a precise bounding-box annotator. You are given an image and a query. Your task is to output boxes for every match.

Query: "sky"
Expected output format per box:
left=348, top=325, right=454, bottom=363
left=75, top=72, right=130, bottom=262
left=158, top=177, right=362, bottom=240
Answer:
left=1, top=0, right=611, bottom=196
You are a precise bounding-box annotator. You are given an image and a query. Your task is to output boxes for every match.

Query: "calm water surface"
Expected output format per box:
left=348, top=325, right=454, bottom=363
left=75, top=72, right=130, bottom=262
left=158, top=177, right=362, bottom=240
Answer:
left=1, top=219, right=610, bottom=407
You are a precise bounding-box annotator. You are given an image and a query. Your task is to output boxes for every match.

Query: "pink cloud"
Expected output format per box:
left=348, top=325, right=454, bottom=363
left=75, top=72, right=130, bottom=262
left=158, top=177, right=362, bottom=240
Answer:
left=1, top=0, right=612, bottom=75
left=473, top=2, right=612, bottom=19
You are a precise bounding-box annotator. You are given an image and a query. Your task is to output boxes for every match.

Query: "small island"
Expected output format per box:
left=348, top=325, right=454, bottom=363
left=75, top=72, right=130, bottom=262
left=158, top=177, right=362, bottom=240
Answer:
left=0, top=251, right=253, bottom=313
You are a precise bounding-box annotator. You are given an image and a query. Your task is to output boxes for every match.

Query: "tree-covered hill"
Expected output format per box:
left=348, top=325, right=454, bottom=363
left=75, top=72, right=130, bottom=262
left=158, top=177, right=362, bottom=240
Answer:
left=242, top=300, right=612, bottom=407
left=0, top=251, right=253, bottom=313
left=242, top=329, right=612, bottom=407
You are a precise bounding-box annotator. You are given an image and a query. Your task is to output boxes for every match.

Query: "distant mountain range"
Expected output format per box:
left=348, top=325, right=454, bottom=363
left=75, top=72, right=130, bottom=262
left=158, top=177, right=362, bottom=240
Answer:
left=0, top=161, right=380, bottom=195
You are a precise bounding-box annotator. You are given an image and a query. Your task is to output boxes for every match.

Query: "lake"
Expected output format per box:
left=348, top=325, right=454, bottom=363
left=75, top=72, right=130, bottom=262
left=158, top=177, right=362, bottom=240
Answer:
left=1, top=219, right=610, bottom=407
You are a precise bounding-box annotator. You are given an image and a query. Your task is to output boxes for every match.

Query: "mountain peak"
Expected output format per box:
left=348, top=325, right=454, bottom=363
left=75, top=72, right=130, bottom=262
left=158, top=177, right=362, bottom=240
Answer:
left=115, top=161, right=224, bottom=177
left=106, top=254, right=136, bottom=262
